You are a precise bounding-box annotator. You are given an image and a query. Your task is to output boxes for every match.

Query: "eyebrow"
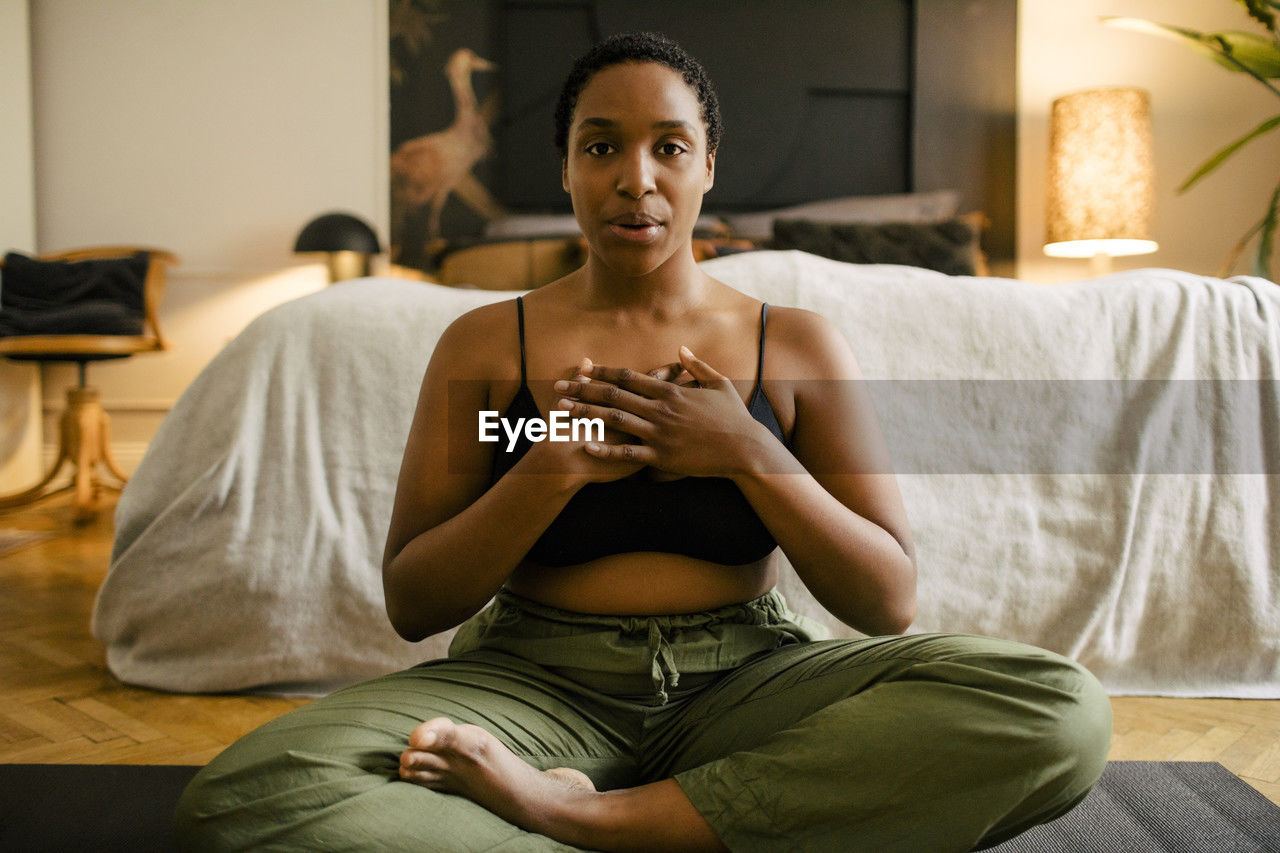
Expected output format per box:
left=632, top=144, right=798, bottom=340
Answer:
left=575, top=118, right=696, bottom=133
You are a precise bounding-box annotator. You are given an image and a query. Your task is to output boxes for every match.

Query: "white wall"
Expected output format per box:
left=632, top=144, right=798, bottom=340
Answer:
left=0, top=0, right=41, bottom=490
left=1018, top=0, right=1280, bottom=282
left=27, top=0, right=390, bottom=466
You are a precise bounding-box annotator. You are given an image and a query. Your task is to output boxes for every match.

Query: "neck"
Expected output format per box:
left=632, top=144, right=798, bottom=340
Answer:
left=449, top=72, right=476, bottom=118
left=578, top=246, right=710, bottom=321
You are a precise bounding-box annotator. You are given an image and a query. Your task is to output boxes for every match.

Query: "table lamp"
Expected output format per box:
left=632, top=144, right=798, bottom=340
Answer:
left=1044, top=87, right=1158, bottom=275
left=294, top=213, right=383, bottom=283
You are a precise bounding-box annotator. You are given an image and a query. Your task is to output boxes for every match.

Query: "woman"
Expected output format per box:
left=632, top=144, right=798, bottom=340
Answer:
left=177, top=33, right=1110, bottom=852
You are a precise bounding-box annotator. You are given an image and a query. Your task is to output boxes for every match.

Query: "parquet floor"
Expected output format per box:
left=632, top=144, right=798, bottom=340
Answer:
left=0, top=492, right=1277, bottom=808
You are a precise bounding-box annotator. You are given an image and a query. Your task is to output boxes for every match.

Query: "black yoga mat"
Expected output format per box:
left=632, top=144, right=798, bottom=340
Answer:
left=990, top=762, right=1280, bottom=852
left=0, top=761, right=1277, bottom=851
left=0, top=763, right=199, bottom=853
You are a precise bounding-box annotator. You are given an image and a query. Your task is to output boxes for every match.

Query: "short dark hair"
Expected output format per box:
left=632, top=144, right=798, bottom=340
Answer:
left=553, top=32, right=722, bottom=157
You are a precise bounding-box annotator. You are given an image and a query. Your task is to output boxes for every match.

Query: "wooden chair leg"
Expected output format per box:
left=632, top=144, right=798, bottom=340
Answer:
left=0, top=385, right=128, bottom=521
left=98, top=408, right=129, bottom=485
left=0, top=394, right=75, bottom=509
left=71, top=389, right=100, bottom=522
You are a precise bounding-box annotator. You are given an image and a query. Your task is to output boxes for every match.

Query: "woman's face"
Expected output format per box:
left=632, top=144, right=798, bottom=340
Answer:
left=562, top=61, right=716, bottom=279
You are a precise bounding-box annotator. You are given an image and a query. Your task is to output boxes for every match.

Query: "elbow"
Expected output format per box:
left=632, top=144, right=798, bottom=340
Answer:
left=862, top=597, right=914, bottom=636
left=385, top=597, right=430, bottom=643
left=877, top=554, right=917, bottom=635
left=382, top=560, right=433, bottom=643
left=883, top=598, right=916, bottom=635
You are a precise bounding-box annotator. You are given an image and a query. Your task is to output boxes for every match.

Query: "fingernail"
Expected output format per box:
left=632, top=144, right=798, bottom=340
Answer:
left=586, top=442, right=600, bottom=452
left=557, top=397, right=574, bottom=409
left=680, top=345, right=693, bottom=358
left=554, top=380, right=569, bottom=392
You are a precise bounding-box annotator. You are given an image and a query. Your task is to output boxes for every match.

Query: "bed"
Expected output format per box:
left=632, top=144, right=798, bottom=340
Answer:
left=91, top=250, right=1280, bottom=698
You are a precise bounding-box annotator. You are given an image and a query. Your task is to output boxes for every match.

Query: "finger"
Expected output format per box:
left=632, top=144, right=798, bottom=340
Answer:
left=575, top=356, right=592, bottom=383
left=554, top=377, right=654, bottom=417
left=556, top=396, right=655, bottom=440
left=672, top=368, right=698, bottom=387
left=678, top=345, right=728, bottom=386
left=646, top=361, right=683, bottom=382
left=651, top=363, right=698, bottom=386
left=580, top=364, right=674, bottom=397
left=584, top=441, right=658, bottom=466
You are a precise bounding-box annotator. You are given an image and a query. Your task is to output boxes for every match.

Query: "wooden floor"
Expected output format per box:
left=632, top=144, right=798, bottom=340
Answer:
left=1, top=492, right=1277, bottom=807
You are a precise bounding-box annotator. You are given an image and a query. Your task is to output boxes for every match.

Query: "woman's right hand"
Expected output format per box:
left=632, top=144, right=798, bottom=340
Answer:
left=513, top=358, right=647, bottom=486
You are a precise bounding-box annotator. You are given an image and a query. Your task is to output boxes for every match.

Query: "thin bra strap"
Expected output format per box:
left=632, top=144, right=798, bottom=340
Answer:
left=516, top=296, right=527, bottom=384
left=755, top=302, right=769, bottom=386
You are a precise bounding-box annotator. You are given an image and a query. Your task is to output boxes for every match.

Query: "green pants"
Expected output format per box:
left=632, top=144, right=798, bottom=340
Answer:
left=175, top=590, right=1112, bottom=852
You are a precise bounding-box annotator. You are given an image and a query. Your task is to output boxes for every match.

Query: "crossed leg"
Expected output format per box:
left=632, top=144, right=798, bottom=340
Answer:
left=652, top=632, right=1113, bottom=851
left=175, top=654, right=634, bottom=852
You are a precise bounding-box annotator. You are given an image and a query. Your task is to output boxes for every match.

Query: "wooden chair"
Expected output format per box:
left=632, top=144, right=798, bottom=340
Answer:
left=0, top=247, right=177, bottom=521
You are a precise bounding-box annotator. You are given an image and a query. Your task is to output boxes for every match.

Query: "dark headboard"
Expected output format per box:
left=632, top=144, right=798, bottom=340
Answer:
left=390, top=0, right=1015, bottom=264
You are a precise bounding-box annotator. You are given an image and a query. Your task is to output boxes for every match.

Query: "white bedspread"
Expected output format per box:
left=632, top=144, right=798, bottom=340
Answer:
left=93, top=251, right=1280, bottom=696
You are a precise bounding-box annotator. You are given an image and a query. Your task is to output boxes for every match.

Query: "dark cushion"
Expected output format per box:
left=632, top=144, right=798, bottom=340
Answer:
left=0, top=301, right=146, bottom=337
left=1, top=251, right=148, bottom=312
left=768, top=217, right=982, bottom=276
left=0, top=251, right=149, bottom=338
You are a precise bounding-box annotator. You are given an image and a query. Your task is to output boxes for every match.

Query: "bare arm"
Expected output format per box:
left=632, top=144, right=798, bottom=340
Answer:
left=729, top=312, right=915, bottom=635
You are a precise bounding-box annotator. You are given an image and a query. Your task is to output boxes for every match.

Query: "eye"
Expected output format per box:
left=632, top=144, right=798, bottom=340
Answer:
left=658, top=142, right=687, bottom=156
left=585, top=142, right=615, bottom=156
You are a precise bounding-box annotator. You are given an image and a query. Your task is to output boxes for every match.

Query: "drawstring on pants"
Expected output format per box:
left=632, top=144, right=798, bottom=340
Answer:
left=647, top=621, right=680, bottom=704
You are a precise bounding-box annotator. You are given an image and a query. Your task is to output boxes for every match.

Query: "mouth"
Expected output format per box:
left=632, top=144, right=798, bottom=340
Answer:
left=607, top=214, right=664, bottom=243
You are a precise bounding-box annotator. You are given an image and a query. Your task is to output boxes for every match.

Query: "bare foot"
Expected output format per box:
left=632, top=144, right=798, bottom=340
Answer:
left=399, top=717, right=597, bottom=838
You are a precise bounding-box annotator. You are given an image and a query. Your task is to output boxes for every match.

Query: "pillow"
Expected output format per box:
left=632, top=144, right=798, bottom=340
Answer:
left=768, top=215, right=984, bottom=276
left=720, top=190, right=961, bottom=242
left=0, top=251, right=149, bottom=337
left=1, top=251, right=148, bottom=313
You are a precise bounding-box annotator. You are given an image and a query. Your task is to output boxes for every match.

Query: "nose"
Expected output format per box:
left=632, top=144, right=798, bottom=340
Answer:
left=616, top=148, right=656, bottom=199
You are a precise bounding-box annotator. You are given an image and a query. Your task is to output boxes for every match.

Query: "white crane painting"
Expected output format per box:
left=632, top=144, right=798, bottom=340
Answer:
left=390, top=48, right=506, bottom=262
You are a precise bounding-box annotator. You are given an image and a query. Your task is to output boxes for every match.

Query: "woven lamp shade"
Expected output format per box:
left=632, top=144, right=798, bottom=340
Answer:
left=1045, top=87, right=1157, bottom=259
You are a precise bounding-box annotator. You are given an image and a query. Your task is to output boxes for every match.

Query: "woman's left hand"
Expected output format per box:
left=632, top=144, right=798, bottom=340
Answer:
left=553, top=346, right=766, bottom=478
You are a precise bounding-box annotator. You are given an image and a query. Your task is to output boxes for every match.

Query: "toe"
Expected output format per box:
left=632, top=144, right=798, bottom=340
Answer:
left=408, top=717, right=454, bottom=750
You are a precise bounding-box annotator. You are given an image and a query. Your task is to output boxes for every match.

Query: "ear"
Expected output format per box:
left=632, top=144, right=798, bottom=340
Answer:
left=703, top=147, right=716, bottom=194
left=562, top=157, right=570, bottom=193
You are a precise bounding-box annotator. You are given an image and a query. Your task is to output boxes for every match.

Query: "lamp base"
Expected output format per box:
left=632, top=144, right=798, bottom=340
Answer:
left=1089, top=252, right=1113, bottom=277
left=326, top=251, right=373, bottom=284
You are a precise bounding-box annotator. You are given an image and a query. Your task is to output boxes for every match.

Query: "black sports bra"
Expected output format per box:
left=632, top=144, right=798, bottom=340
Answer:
left=489, top=296, right=787, bottom=567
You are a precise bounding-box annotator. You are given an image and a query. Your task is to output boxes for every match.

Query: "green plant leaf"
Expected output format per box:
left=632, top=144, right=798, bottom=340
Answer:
left=1179, top=114, right=1280, bottom=193
left=1237, top=0, right=1277, bottom=32
left=1103, top=17, right=1280, bottom=77
left=1208, top=31, right=1280, bottom=77
left=1254, top=181, right=1280, bottom=278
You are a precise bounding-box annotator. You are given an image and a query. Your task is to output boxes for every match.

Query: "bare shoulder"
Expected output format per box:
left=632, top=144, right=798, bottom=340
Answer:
left=428, top=298, right=521, bottom=380
left=763, top=304, right=861, bottom=381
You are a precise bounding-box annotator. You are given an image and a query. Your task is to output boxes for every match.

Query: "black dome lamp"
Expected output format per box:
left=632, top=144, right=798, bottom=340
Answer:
left=293, top=212, right=383, bottom=283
